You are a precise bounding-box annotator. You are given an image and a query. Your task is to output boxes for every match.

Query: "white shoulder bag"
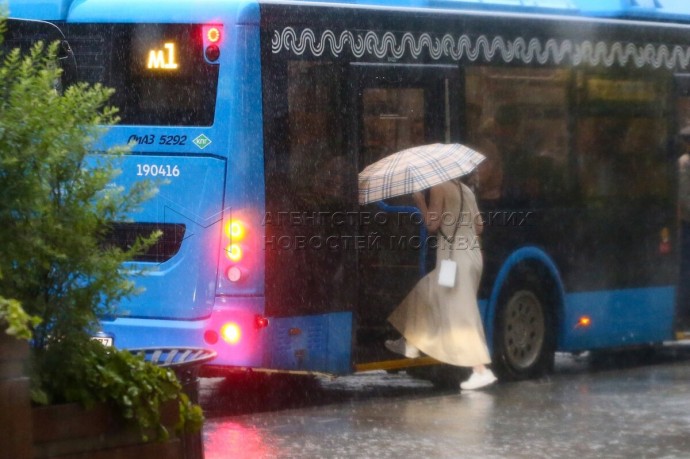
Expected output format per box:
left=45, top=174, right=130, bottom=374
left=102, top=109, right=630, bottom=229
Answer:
left=437, top=183, right=464, bottom=288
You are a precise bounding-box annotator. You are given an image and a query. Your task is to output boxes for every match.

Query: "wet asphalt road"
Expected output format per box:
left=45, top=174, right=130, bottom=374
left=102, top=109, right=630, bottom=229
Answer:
left=200, top=344, right=690, bottom=458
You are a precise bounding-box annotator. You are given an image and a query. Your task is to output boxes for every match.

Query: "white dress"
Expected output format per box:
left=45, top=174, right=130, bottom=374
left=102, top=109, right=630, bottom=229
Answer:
left=388, top=181, right=491, bottom=366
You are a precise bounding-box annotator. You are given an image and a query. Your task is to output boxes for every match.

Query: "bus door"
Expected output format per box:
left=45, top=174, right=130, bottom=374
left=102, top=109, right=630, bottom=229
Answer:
left=262, top=59, right=361, bottom=373
left=349, top=63, right=461, bottom=363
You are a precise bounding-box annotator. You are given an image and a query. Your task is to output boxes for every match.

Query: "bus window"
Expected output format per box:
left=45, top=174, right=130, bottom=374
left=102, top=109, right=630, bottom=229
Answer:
left=361, top=87, right=426, bottom=168
left=573, top=74, right=670, bottom=201
left=2, top=19, right=77, bottom=92
left=285, top=61, right=349, bottom=204
left=575, top=116, right=669, bottom=199
left=465, top=67, right=570, bottom=206
left=675, top=75, right=690, bottom=329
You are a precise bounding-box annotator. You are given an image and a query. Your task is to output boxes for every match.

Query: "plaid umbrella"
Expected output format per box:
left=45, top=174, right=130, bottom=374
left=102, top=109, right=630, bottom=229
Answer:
left=358, top=143, right=486, bottom=205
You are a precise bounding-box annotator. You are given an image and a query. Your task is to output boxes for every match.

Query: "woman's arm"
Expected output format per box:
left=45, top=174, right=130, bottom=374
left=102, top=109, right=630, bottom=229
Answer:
left=465, top=185, right=484, bottom=236
left=412, top=191, right=427, bottom=214
left=413, top=185, right=444, bottom=233
left=475, top=211, right=484, bottom=236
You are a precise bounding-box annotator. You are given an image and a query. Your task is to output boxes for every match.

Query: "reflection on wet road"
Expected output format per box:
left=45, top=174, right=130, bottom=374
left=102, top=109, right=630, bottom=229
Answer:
left=202, top=345, right=690, bottom=458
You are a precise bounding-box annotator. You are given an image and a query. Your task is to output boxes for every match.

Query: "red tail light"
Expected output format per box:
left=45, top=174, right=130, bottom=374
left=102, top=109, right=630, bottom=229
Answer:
left=255, top=315, right=269, bottom=329
left=202, top=25, right=223, bottom=62
left=222, top=217, right=250, bottom=282
left=226, top=266, right=242, bottom=282
left=206, top=27, right=221, bottom=43
left=220, top=322, right=241, bottom=344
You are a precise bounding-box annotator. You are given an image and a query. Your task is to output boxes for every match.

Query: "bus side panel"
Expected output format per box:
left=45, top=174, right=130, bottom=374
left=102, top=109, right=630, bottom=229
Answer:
left=266, top=312, right=353, bottom=374
left=560, top=287, right=675, bottom=351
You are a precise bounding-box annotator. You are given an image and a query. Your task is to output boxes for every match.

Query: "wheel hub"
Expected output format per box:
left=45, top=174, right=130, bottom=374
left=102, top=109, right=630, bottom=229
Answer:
left=503, top=290, right=545, bottom=369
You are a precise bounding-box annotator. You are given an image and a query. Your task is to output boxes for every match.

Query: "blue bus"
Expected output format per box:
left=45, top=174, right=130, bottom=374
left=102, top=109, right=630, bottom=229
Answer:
left=7, top=0, right=690, bottom=384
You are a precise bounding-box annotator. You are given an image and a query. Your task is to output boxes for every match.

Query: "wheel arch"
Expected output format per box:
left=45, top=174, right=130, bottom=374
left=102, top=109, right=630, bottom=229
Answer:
left=484, top=246, right=566, bottom=355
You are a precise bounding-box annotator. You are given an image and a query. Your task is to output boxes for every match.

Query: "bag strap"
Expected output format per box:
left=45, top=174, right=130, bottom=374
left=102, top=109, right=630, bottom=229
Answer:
left=438, top=181, right=465, bottom=251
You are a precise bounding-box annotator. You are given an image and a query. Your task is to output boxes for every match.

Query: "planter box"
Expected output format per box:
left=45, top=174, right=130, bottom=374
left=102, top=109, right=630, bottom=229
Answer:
left=32, top=400, right=202, bottom=459
left=1, top=335, right=205, bottom=459
left=0, top=332, right=32, bottom=459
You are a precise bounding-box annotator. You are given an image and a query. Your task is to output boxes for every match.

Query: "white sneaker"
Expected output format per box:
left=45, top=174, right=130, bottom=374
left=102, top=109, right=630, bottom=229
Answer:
left=384, top=337, right=420, bottom=358
left=460, top=369, right=497, bottom=390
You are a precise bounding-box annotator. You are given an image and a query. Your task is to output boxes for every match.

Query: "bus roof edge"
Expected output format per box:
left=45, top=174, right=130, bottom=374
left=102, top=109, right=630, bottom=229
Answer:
left=8, top=0, right=73, bottom=20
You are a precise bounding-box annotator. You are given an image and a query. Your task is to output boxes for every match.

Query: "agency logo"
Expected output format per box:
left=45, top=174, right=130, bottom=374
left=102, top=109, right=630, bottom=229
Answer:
left=193, top=134, right=212, bottom=150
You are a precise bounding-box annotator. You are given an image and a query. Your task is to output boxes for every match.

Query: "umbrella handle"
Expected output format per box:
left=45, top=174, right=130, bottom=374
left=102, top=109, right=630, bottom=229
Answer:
left=375, top=201, right=429, bottom=276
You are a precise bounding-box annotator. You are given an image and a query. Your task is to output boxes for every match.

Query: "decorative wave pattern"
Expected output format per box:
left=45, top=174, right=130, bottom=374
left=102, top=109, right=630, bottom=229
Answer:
left=271, top=27, right=690, bottom=70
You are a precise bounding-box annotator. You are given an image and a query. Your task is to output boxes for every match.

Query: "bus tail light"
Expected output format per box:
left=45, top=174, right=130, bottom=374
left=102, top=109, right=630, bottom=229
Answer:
left=225, top=243, right=243, bottom=262
left=206, top=27, right=221, bottom=43
left=226, top=220, right=246, bottom=241
left=202, top=25, right=222, bottom=63
left=220, top=322, right=242, bottom=344
left=218, top=210, right=263, bottom=291
left=221, top=217, right=252, bottom=284
left=213, top=316, right=267, bottom=346
left=226, top=266, right=243, bottom=282
left=204, top=330, right=219, bottom=345
left=255, top=314, right=269, bottom=329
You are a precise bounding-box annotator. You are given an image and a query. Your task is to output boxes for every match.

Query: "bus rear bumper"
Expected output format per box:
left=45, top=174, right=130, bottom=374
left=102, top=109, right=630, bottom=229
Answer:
left=100, top=299, right=353, bottom=373
left=100, top=317, right=208, bottom=349
left=99, top=297, right=268, bottom=369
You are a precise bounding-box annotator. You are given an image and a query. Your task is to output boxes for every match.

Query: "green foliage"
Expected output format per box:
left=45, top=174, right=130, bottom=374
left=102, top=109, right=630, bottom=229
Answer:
left=0, top=295, right=41, bottom=340
left=0, top=40, right=150, bottom=349
left=34, top=338, right=204, bottom=440
left=0, top=22, right=202, bottom=439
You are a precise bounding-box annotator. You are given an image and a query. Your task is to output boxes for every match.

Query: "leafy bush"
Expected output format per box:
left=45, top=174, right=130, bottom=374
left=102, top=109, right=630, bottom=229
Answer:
left=0, top=291, right=39, bottom=339
left=0, top=23, right=202, bottom=438
left=35, top=338, right=203, bottom=439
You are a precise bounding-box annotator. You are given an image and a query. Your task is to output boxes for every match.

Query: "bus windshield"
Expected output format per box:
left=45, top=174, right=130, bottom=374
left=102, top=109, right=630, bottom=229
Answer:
left=62, top=23, right=219, bottom=126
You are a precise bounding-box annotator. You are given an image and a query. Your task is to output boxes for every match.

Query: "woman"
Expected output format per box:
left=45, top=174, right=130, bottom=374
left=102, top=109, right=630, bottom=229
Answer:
left=385, top=177, right=497, bottom=390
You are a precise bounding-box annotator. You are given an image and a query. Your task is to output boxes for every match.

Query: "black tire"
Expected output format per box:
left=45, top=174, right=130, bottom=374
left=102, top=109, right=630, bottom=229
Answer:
left=493, top=277, right=555, bottom=381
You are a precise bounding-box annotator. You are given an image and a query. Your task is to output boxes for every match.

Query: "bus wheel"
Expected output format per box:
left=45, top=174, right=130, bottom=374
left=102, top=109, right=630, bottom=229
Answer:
left=493, top=281, right=554, bottom=380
